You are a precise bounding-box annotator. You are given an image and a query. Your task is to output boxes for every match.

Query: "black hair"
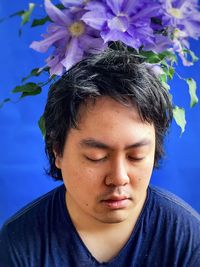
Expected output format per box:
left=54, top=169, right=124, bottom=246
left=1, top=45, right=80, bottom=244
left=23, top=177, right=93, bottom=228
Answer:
left=44, top=44, right=173, bottom=181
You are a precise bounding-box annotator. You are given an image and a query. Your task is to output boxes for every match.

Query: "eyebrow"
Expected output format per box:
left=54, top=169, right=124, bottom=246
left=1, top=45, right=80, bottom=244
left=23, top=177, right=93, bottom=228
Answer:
left=79, top=138, right=151, bottom=150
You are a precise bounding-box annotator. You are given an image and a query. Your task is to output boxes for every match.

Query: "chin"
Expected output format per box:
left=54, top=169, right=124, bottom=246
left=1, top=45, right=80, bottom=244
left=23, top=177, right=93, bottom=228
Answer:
left=103, top=218, right=127, bottom=224
left=97, top=212, right=129, bottom=224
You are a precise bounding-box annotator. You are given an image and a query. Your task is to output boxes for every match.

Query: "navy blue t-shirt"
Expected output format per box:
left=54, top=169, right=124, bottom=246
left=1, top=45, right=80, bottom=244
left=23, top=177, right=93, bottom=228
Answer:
left=0, top=185, right=200, bottom=267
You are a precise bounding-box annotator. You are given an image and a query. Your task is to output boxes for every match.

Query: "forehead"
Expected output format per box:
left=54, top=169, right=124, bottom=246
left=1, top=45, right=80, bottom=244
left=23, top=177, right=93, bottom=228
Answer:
left=71, top=97, right=155, bottom=146
left=78, top=97, right=139, bottom=124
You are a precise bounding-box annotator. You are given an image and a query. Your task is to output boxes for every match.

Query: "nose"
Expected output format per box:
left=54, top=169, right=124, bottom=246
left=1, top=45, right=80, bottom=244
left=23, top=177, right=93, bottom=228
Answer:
left=105, top=158, right=130, bottom=186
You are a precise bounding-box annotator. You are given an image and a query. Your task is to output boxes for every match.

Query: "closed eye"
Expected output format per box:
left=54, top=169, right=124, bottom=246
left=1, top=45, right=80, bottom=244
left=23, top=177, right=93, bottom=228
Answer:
left=85, top=156, right=107, bottom=162
left=127, top=156, right=144, bottom=161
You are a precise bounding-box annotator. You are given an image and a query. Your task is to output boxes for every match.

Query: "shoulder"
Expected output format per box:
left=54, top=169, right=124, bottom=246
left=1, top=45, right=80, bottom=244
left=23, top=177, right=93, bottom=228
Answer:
left=0, top=184, right=65, bottom=235
left=147, top=185, right=200, bottom=241
left=145, top=186, right=200, bottom=265
left=0, top=185, right=67, bottom=266
left=148, top=185, right=200, bottom=221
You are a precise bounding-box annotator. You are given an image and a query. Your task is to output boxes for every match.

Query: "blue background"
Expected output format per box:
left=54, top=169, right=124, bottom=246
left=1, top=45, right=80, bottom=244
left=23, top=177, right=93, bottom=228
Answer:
left=0, top=0, right=200, bottom=227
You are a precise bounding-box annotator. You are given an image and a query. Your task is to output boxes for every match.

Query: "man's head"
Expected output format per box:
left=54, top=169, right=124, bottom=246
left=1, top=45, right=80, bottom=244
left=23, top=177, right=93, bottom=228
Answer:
left=44, top=45, right=173, bottom=181
left=53, top=96, right=157, bottom=224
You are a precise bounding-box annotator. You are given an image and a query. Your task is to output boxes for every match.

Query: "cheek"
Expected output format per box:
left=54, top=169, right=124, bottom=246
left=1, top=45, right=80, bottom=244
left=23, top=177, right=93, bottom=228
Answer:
left=64, top=168, right=103, bottom=209
left=131, top=158, right=154, bottom=185
left=62, top=164, right=103, bottom=195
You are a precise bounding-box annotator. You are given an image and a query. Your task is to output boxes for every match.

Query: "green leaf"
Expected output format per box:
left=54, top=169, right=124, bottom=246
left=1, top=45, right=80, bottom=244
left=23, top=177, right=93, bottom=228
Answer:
left=158, top=51, right=177, bottom=63
left=31, top=16, right=51, bottom=27
left=21, top=67, right=49, bottom=82
left=0, top=98, right=11, bottom=108
left=140, top=51, right=161, bottom=63
left=140, top=50, right=177, bottom=64
left=173, top=106, right=186, bottom=134
left=22, top=68, right=40, bottom=82
left=12, top=82, right=42, bottom=98
left=21, top=90, right=41, bottom=98
left=160, top=74, right=167, bottom=83
left=38, top=115, right=46, bottom=137
left=0, top=10, right=24, bottom=24
left=186, top=78, right=198, bottom=107
left=21, top=3, right=35, bottom=26
left=30, top=2, right=64, bottom=28
left=9, top=10, right=25, bottom=18
left=160, top=59, right=175, bottom=81
left=168, top=66, right=175, bottom=80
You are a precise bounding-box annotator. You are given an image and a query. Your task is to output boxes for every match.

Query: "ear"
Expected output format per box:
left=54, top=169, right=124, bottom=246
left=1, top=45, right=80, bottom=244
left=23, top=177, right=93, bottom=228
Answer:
left=54, top=151, right=62, bottom=169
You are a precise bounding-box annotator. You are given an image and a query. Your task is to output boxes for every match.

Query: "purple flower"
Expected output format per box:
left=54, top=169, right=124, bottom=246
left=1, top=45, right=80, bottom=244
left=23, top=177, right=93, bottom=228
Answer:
left=144, top=34, right=174, bottom=53
left=82, top=0, right=161, bottom=49
left=157, top=0, right=200, bottom=65
left=60, top=0, right=85, bottom=8
left=30, top=0, right=105, bottom=75
left=160, top=0, right=200, bottom=40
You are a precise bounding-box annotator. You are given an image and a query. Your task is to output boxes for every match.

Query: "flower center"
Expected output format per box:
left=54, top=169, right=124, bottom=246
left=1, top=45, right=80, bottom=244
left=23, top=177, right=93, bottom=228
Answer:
left=169, top=8, right=183, bottom=19
left=69, top=21, right=85, bottom=37
left=173, top=28, right=187, bottom=39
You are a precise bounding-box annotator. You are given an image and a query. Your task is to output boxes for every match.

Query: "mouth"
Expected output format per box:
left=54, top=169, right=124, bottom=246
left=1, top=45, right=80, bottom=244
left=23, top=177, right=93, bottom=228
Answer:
left=101, top=196, right=131, bottom=209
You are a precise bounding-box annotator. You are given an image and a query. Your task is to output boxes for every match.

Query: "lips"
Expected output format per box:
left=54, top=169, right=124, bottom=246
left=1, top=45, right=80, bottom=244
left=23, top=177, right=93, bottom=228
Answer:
left=104, top=195, right=129, bottom=201
left=101, top=195, right=131, bottom=209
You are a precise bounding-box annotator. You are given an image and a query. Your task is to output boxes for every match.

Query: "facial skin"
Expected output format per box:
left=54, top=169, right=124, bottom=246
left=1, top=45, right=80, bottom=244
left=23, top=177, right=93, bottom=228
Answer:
left=56, top=97, right=156, bottom=227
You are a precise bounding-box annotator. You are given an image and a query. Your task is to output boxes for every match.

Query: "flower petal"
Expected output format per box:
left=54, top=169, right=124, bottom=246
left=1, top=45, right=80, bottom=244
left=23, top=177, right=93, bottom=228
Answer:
left=108, top=15, right=129, bottom=32
left=45, top=0, right=72, bottom=26
left=46, top=55, right=64, bottom=76
left=46, top=23, right=64, bottom=34
left=85, top=1, right=108, bottom=13
left=100, top=28, right=116, bottom=42
left=30, top=29, right=67, bottom=52
left=122, top=0, right=142, bottom=14
left=82, top=10, right=107, bottom=30
left=106, top=0, right=124, bottom=15
left=181, top=18, right=200, bottom=39
left=132, top=4, right=160, bottom=21
left=101, top=29, right=140, bottom=48
left=60, top=0, right=84, bottom=8
left=61, top=38, right=84, bottom=70
left=144, top=34, right=173, bottom=53
left=127, top=23, right=153, bottom=37
left=79, top=34, right=106, bottom=53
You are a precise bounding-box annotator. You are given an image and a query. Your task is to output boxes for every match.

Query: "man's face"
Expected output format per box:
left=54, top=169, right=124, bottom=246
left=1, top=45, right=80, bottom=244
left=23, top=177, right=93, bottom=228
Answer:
left=56, top=97, right=155, bottom=224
